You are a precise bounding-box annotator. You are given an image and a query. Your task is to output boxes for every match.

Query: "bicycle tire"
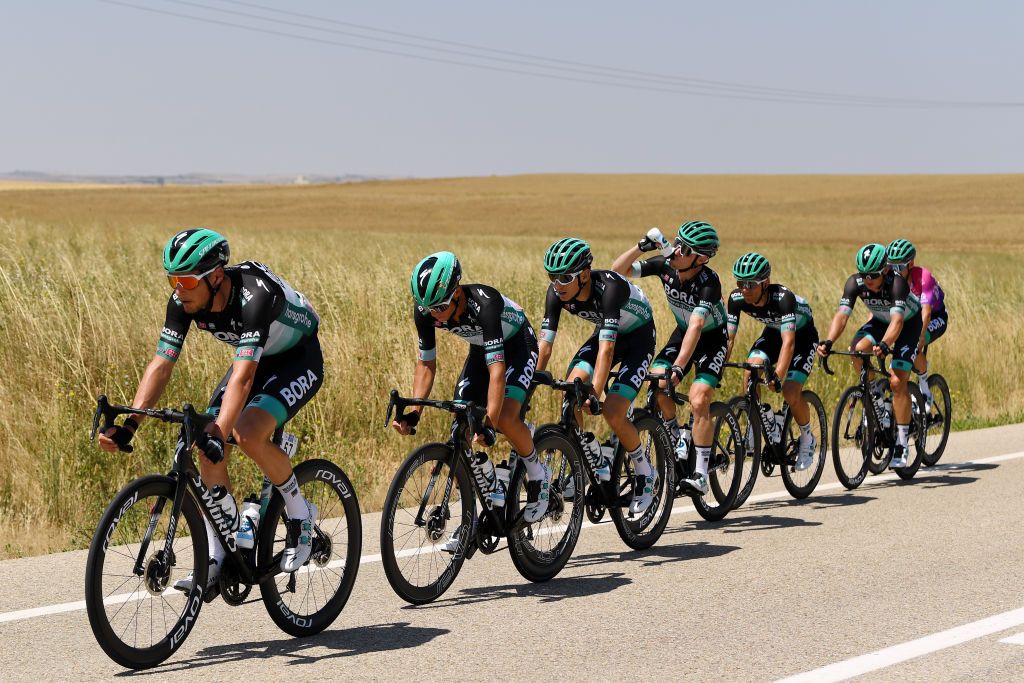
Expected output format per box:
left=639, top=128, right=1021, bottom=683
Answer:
left=922, top=374, right=952, bottom=467
left=831, top=386, right=871, bottom=490
left=894, top=385, right=926, bottom=480
left=779, top=390, right=828, bottom=499
left=692, top=402, right=743, bottom=521
left=608, top=411, right=674, bottom=550
left=728, top=395, right=761, bottom=509
left=258, top=459, right=362, bottom=636
left=84, top=475, right=208, bottom=670
left=506, top=428, right=585, bottom=582
left=379, top=443, right=473, bottom=605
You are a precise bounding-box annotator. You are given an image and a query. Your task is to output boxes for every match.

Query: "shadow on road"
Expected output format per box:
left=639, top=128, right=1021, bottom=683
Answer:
left=406, top=571, right=632, bottom=610
left=682, top=513, right=823, bottom=535
left=117, top=622, right=448, bottom=675
left=568, top=540, right=740, bottom=569
left=868, top=462, right=997, bottom=491
left=744, top=492, right=878, bottom=513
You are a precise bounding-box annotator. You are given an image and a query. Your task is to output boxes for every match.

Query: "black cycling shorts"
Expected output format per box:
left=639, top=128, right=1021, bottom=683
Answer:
left=651, top=325, right=728, bottom=389
left=207, top=336, right=324, bottom=427
left=853, top=315, right=923, bottom=373
left=454, top=324, right=539, bottom=406
left=567, top=322, right=655, bottom=401
left=924, top=307, right=948, bottom=346
left=748, top=325, right=819, bottom=385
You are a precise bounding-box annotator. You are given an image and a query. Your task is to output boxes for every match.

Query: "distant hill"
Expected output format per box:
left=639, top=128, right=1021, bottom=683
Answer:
left=0, top=170, right=387, bottom=186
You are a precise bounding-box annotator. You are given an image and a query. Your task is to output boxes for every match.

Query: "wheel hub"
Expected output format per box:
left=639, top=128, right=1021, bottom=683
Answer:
left=311, top=532, right=332, bottom=568
left=426, top=505, right=448, bottom=542
left=143, top=552, right=171, bottom=596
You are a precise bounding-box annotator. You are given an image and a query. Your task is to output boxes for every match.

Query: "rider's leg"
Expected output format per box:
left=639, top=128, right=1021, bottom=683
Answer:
left=889, top=367, right=911, bottom=446
left=689, top=381, right=715, bottom=478
left=604, top=392, right=646, bottom=467
left=496, top=397, right=542, bottom=478
left=234, top=406, right=309, bottom=521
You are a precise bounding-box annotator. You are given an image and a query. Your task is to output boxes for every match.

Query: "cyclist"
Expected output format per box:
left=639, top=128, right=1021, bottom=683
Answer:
left=886, top=238, right=947, bottom=405
left=816, top=243, right=923, bottom=468
left=392, top=251, right=550, bottom=527
left=96, top=228, right=322, bottom=591
left=539, top=238, right=657, bottom=515
left=611, top=221, right=727, bottom=495
left=725, top=252, right=819, bottom=470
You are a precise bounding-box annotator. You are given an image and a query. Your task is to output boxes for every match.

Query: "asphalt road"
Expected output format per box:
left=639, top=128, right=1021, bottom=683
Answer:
left=2, top=422, right=1023, bottom=681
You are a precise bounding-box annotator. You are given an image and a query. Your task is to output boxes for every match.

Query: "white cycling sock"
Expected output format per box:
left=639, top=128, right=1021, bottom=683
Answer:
left=276, top=473, right=308, bottom=520
left=204, top=516, right=226, bottom=563
left=522, top=449, right=544, bottom=480
left=798, top=421, right=812, bottom=443
left=628, top=445, right=652, bottom=477
left=694, top=446, right=711, bottom=477
left=897, top=424, right=910, bottom=447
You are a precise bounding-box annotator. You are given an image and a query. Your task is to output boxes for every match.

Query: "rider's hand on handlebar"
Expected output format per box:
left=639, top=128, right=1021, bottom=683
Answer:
left=816, top=339, right=833, bottom=358
left=873, top=341, right=891, bottom=358
left=473, top=423, right=497, bottom=447
left=669, top=365, right=685, bottom=387
left=391, top=410, right=420, bottom=436
left=98, top=417, right=138, bottom=453
left=195, top=423, right=226, bottom=464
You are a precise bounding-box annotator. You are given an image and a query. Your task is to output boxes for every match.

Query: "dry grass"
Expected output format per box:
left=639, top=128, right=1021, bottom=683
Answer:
left=0, top=174, right=1021, bottom=558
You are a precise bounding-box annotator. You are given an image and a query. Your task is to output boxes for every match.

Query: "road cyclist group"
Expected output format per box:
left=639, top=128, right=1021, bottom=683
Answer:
left=84, top=223, right=953, bottom=669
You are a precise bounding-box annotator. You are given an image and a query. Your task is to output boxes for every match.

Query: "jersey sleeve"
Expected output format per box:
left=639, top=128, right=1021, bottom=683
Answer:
left=631, top=256, right=667, bottom=278
left=726, top=290, right=743, bottom=336
left=777, top=289, right=798, bottom=333
left=235, top=278, right=277, bottom=362
left=691, top=274, right=722, bottom=323
left=598, top=273, right=629, bottom=343
left=889, top=275, right=909, bottom=318
left=838, top=275, right=860, bottom=315
left=916, top=268, right=937, bottom=306
left=413, top=305, right=437, bottom=362
left=472, top=285, right=507, bottom=365
left=540, top=286, right=562, bottom=344
left=156, top=295, right=191, bottom=362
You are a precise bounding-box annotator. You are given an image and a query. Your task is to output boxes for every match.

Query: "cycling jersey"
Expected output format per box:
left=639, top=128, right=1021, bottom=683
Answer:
left=157, top=261, right=319, bottom=363
left=907, top=265, right=945, bottom=311
left=541, top=270, right=654, bottom=344
left=630, top=257, right=727, bottom=332
left=415, top=284, right=526, bottom=365
left=726, top=284, right=813, bottom=336
left=837, top=272, right=921, bottom=323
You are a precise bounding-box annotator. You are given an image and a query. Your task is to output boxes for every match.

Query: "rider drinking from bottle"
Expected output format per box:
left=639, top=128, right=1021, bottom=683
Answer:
left=97, top=229, right=322, bottom=591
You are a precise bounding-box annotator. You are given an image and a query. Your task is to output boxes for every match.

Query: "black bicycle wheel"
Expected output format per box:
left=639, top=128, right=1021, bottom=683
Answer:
left=608, top=411, right=674, bottom=550
left=728, top=396, right=761, bottom=509
left=506, top=429, right=585, bottom=582
left=779, top=390, right=828, bottom=499
left=922, top=374, right=952, bottom=467
left=867, top=382, right=895, bottom=475
left=84, top=475, right=208, bottom=670
left=831, top=386, right=872, bottom=490
left=379, top=443, right=473, bottom=605
left=692, top=402, right=743, bottom=521
left=258, top=459, right=362, bottom=636
left=894, top=385, right=927, bottom=480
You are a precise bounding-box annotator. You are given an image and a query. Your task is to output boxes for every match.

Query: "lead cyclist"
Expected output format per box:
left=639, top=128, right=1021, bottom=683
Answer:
left=97, top=229, right=322, bottom=591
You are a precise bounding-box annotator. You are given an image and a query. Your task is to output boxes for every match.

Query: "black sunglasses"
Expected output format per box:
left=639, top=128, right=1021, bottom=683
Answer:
left=737, top=278, right=768, bottom=290
left=862, top=271, right=884, bottom=280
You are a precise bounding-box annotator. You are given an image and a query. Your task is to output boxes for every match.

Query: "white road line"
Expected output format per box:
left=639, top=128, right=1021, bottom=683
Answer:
left=776, top=606, right=1024, bottom=682
left=999, top=632, right=1024, bottom=645
left=1, top=450, right=1021, bottom=626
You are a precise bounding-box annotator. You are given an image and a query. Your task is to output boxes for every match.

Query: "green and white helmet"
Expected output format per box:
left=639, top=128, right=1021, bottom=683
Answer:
left=163, top=228, right=230, bottom=274
left=886, top=238, right=916, bottom=263
left=855, top=243, right=887, bottom=274
left=676, top=221, right=720, bottom=257
left=410, top=251, right=462, bottom=308
left=543, top=237, right=593, bottom=275
left=732, top=252, right=771, bottom=280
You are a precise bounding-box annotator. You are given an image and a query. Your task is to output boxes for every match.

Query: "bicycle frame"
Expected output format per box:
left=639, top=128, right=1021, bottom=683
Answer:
left=724, top=361, right=794, bottom=465
left=821, top=351, right=893, bottom=442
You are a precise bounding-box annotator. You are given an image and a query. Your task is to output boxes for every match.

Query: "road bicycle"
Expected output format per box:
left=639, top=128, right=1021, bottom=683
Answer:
left=725, top=361, right=828, bottom=507
left=531, top=370, right=675, bottom=550
left=379, top=388, right=584, bottom=605
left=84, top=396, right=361, bottom=670
left=822, top=352, right=926, bottom=489
left=920, top=372, right=952, bottom=467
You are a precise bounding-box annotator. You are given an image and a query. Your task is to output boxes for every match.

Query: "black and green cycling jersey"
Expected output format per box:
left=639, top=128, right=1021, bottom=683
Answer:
left=630, top=257, right=727, bottom=332
left=727, top=284, right=813, bottom=335
left=415, top=284, right=527, bottom=365
left=838, top=272, right=921, bottom=323
left=157, top=261, right=319, bottom=363
left=541, top=270, right=654, bottom=344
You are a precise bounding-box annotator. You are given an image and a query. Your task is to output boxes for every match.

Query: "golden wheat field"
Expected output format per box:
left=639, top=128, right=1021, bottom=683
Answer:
left=1, top=174, right=1022, bottom=557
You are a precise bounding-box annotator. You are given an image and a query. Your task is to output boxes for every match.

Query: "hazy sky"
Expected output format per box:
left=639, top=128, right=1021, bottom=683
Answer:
left=4, top=1, right=1023, bottom=176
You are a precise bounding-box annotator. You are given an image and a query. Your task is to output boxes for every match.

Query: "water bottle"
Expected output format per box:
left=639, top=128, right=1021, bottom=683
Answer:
left=872, top=390, right=891, bottom=429
left=472, top=452, right=497, bottom=505
left=761, top=403, right=781, bottom=445
left=257, top=476, right=273, bottom=522
left=236, top=495, right=260, bottom=549
left=676, top=423, right=692, bottom=461
left=582, top=432, right=611, bottom=481
left=210, top=485, right=240, bottom=533
left=492, top=460, right=510, bottom=508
